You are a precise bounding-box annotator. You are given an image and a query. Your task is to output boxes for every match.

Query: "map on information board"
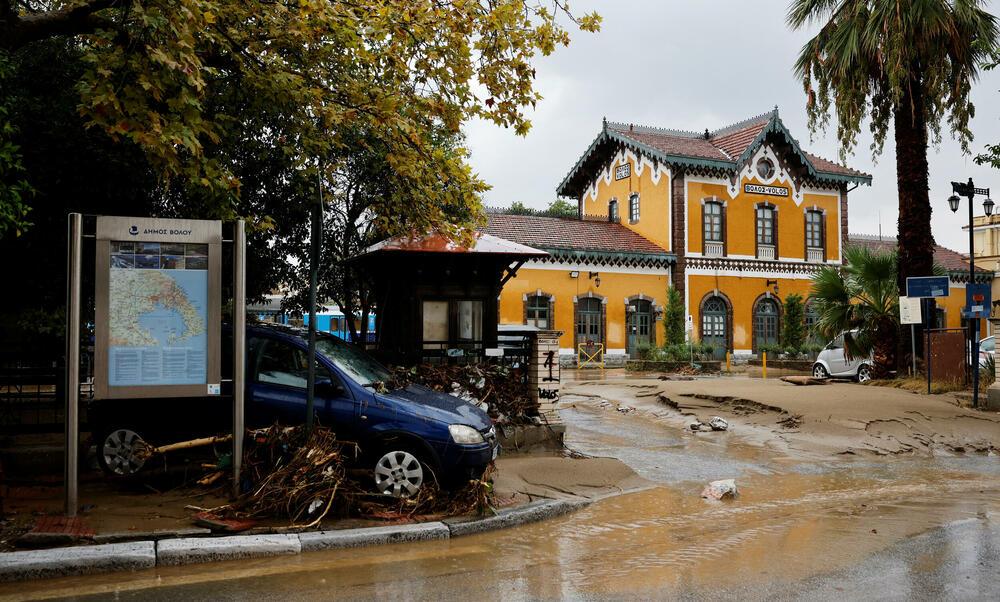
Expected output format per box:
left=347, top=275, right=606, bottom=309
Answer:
left=107, top=241, right=208, bottom=386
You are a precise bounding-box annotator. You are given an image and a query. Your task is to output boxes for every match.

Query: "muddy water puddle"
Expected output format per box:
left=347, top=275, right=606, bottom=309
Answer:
left=8, top=396, right=1000, bottom=600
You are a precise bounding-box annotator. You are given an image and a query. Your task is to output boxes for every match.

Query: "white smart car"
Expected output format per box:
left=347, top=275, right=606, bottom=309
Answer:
left=812, top=331, right=873, bottom=382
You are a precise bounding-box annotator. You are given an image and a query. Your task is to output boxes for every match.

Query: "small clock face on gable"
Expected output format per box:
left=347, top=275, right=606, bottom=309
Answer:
left=757, top=158, right=775, bottom=180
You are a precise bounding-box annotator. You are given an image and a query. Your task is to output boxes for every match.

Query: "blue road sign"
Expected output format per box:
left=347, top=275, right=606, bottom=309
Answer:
left=965, top=282, right=991, bottom=319
left=906, top=276, right=950, bottom=299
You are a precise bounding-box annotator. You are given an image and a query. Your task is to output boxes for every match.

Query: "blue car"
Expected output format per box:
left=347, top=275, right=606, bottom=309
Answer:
left=89, top=324, right=498, bottom=497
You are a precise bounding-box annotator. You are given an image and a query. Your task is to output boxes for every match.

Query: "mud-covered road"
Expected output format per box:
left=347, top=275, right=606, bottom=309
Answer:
left=7, top=378, right=1000, bottom=600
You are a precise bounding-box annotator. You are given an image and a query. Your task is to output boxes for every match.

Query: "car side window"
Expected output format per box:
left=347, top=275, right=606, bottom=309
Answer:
left=829, top=334, right=844, bottom=349
left=983, top=338, right=995, bottom=352
left=255, top=338, right=332, bottom=389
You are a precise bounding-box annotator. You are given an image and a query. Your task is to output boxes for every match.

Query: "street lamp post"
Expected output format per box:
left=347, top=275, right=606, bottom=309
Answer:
left=947, top=178, right=993, bottom=409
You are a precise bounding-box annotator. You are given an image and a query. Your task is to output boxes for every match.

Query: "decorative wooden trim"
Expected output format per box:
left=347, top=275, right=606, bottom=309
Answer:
left=751, top=292, right=783, bottom=354
left=698, top=290, right=734, bottom=353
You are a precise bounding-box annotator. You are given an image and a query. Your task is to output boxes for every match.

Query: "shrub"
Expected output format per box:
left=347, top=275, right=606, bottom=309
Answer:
left=782, top=293, right=806, bottom=351
left=758, top=342, right=783, bottom=357
left=664, top=286, right=685, bottom=345
left=980, top=355, right=996, bottom=389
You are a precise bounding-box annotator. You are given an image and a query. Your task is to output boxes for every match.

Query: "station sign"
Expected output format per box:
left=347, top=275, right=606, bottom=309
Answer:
left=905, top=276, right=949, bottom=299
left=743, top=183, right=789, bottom=197
left=94, top=216, right=222, bottom=399
left=615, top=163, right=631, bottom=181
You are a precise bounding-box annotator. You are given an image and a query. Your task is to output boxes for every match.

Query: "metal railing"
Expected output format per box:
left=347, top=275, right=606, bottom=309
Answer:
left=757, top=244, right=776, bottom=260
left=806, top=248, right=824, bottom=263
left=704, top=241, right=724, bottom=257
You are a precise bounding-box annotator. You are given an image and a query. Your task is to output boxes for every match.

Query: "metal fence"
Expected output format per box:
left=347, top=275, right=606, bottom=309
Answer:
left=0, top=350, right=92, bottom=433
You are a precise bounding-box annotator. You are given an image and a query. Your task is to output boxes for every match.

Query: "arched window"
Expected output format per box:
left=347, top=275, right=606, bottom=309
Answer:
left=701, top=296, right=728, bottom=358
left=703, top=200, right=724, bottom=256
left=608, top=198, right=619, bottom=222
left=626, top=298, right=654, bottom=357
left=525, top=295, right=551, bottom=329
left=754, top=298, right=780, bottom=350
left=575, top=297, right=603, bottom=348
left=805, top=210, right=825, bottom=262
left=804, top=299, right=820, bottom=344
left=756, top=204, right=777, bottom=259
left=628, top=193, right=640, bottom=223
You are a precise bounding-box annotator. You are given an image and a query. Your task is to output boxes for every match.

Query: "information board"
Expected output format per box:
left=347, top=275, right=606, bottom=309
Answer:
left=899, top=296, right=923, bottom=325
left=965, top=283, right=991, bottom=319
left=94, top=217, right=222, bottom=399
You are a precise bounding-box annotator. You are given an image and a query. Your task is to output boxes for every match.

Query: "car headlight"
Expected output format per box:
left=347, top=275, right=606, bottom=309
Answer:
left=449, top=424, right=484, bottom=444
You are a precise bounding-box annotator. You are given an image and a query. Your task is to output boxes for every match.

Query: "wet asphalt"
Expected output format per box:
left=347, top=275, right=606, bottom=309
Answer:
left=9, top=393, right=1000, bottom=601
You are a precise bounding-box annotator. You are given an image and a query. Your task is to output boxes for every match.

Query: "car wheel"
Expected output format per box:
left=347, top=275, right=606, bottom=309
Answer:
left=373, top=449, right=425, bottom=498
left=97, top=428, right=150, bottom=476
left=812, top=364, right=829, bottom=378
left=857, top=365, right=873, bottom=383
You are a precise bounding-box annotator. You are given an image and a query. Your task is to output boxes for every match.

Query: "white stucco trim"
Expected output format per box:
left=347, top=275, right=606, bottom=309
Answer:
left=520, top=258, right=671, bottom=276
left=685, top=267, right=818, bottom=281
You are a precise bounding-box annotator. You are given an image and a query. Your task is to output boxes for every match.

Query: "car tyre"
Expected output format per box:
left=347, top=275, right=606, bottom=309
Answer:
left=373, top=448, right=427, bottom=498
left=812, top=364, right=829, bottom=378
left=857, top=364, right=873, bottom=383
left=97, top=427, right=151, bottom=476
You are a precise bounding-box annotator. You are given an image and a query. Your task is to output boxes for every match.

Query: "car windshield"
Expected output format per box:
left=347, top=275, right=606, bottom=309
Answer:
left=314, top=335, right=390, bottom=388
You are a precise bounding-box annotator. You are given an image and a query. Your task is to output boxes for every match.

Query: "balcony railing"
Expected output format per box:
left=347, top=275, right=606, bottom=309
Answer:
left=704, top=241, right=724, bottom=257
left=806, top=248, right=825, bottom=263
left=757, top=244, right=776, bottom=260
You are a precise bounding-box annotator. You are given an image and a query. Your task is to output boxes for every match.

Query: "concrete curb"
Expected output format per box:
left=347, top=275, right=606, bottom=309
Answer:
left=156, top=534, right=301, bottom=566
left=0, top=542, right=155, bottom=582
left=299, top=522, right=449, bottom=552
left=0, top=497, right=597, bottom=581
left=445, top=498, right=591, bottom=538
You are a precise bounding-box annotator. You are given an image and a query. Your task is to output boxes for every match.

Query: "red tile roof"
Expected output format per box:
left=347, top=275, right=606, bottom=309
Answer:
left=603, top=111, right=869, bottom=180
left=848, top=234, right=989, bottom=273
left=484, top=213, right=671, bottom=256
left=710, top=120, right=769, bottom=159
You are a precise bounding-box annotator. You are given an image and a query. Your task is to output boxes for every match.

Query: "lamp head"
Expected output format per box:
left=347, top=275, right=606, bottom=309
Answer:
left=947, top=194, right=961, bottom=213
left=984, top=197, right=995, bottom=217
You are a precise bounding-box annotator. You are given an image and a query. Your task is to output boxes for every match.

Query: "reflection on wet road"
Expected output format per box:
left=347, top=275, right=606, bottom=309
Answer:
left=7, top=394, right=1000, bottom=600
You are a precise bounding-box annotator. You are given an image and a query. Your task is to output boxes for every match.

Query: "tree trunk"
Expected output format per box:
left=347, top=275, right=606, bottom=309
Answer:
left=873, top=316, right=898, bottom=379
left=894, top=80, right=934, bottom=374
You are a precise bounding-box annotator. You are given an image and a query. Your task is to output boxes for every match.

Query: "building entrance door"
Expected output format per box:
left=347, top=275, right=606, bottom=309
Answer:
left=627, top=299, right=653, bottom=358
left=701, top=297, right=727, bottom=359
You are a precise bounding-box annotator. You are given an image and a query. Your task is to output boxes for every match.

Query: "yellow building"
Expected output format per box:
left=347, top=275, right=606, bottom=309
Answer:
left=969, top=214, right=1000, bottom=330
left=487, top=108, right=873, bottom=363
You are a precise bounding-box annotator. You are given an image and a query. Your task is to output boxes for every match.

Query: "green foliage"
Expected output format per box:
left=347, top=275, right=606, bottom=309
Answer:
left=635, top=342, right=657, bottom=360
left=810, top=244, right=900, bottom=376
left=659, top=343, right=713, bottom=362
left=788, top=0, right=998, bottom=158
left=500, top=198, right=578, bottom=219
left=781, top=293, right=806, bottom=352
left=2, top=1, right=601, bottom=241
left=664, top=286, right=685, bottom=345
left=0, top=51, right=34, bottom=239
left=758, top=342, right=783, bottom=357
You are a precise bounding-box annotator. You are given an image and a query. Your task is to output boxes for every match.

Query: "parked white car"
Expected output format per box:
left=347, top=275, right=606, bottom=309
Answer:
left=812, top=331, right=873, bottom=382
left=980, top=335, right=995, bottom=369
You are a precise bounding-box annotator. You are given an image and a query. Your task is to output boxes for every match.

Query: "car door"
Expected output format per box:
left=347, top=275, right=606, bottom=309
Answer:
left=248, top=335, right=357, bottom=434
left=825, top=333, right=849, bottom=375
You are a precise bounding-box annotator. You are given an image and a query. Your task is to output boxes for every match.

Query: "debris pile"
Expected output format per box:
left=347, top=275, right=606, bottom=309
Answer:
left=189, top=425, right=497, bottom=527
left=378, top=364, right=536, bottom=423
left=229, top=425, right=358, bottom=526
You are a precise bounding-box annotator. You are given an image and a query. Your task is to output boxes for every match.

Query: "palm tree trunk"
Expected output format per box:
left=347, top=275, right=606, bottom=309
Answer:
left=894, top=78, right=934, bottom=375
left=873, top=316, right=898, bottom=379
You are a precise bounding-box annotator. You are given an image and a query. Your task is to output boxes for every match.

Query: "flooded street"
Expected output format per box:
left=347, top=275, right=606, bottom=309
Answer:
left=6, top=389, right=1000, bottom=600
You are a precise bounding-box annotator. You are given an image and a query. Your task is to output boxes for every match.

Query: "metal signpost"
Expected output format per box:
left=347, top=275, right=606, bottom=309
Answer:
left=906, top=276, right=950, bottom=395
left=65, top=214, right=82, bottom=516
left=233, top=222, right=246, bottom=498
left=965, top=282, right=991, bottom=409
left=898, top=296, right=922, bottom=378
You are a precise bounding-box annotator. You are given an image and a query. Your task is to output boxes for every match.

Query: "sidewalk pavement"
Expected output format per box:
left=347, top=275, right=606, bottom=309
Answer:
left=0, top=498, right=590, bottom=582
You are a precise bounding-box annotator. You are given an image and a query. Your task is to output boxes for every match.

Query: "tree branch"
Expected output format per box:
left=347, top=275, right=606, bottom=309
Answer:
left=1, top=0, right=122, bottom=51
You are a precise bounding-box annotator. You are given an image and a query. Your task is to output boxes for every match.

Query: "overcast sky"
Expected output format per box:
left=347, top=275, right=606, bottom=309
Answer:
left=463, top=0, right=1000, bottom=253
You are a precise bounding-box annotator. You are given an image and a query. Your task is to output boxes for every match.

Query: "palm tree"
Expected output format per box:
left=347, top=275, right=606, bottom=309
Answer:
left=811, top=245, right=899, bottom=378
left=787, top=0, right=998, bottom=371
